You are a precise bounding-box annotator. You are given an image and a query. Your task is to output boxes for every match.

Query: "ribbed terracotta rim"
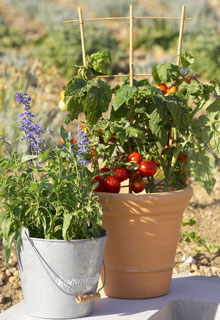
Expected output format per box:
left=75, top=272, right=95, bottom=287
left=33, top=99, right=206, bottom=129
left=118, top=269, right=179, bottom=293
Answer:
left=97, top=185, right=193, bottom=201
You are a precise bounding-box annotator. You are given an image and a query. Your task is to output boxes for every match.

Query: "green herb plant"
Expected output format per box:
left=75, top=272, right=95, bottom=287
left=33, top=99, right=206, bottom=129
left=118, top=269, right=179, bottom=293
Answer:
left=0, top=94, right=103, bottom=265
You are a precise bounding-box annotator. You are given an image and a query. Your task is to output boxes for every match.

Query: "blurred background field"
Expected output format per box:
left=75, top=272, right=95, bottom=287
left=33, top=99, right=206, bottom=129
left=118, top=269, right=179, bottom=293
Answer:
left=0, top=0, right=220, bottom=312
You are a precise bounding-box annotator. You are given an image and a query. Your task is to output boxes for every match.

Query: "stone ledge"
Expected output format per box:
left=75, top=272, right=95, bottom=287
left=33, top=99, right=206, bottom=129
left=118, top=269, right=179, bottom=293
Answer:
left=0, top=274, right=220, bottom=320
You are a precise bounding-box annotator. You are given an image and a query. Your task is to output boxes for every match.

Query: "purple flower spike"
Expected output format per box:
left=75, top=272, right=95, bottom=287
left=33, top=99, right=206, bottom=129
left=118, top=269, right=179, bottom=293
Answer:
left=15, top=92, right=45, bottom=153
left=15, top=92, right=31, bottom=111
left=76, top=124, right=90, bottom=165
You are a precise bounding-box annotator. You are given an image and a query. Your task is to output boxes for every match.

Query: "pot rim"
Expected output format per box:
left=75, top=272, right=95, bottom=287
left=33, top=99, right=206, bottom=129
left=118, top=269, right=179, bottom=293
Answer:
left=21, top=228, right=108, bottom=243
left=97, top=184, right=193, bottom=198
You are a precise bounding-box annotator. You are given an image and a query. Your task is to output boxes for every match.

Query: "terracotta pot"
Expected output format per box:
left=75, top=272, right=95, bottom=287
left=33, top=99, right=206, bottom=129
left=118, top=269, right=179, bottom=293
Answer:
left=98, top=185, right=193, bottom=299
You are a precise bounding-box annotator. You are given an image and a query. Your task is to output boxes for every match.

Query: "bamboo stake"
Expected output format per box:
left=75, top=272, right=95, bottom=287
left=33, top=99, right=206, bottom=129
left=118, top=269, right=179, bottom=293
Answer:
left=78, top=7, right=86, bottom=66
left=63, top=17, right=192, bottom=23
left=176, top=5, right=186, bottom=65
left=129, top=4, right=134, bottom=87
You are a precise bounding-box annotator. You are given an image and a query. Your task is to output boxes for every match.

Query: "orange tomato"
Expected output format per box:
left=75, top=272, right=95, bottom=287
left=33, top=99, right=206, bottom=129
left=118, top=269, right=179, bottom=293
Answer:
left=60, top=137, right=65, bottom=145
left=167, top=86, right=178, bottom=95
left=80, top=123, right=85, bottom=132
left=91, top=148, right=96, bottom=162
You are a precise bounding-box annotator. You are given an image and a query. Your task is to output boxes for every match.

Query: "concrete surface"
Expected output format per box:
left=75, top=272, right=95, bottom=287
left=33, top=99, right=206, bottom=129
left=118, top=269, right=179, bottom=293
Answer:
left=0, top=274, right=220, bottom=320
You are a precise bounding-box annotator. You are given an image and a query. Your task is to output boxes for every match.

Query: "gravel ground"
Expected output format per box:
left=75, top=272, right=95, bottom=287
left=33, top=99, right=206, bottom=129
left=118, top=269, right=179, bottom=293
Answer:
left=0, top=172, right=219, bottom=313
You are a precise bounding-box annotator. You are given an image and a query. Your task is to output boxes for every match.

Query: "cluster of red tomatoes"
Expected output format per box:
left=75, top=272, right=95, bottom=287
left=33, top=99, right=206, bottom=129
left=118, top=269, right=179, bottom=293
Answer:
left=93, top=152, right=157, bottom=194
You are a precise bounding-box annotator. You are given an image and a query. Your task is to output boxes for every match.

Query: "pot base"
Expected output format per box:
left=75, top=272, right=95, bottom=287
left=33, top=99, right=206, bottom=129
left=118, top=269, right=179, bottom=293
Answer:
left=98, top=186, right=193, bottom=299
left=101, top=268, right=172, bottom=299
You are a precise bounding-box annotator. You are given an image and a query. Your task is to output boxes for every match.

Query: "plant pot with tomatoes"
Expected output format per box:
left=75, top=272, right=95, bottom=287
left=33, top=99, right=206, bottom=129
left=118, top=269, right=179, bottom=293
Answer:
left=64, top=51, right=220, bottom=298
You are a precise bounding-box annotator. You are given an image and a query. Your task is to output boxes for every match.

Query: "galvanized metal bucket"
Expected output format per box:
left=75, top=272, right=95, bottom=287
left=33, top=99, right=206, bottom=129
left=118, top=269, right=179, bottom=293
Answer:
left=16, top=228, right=108, bottom=319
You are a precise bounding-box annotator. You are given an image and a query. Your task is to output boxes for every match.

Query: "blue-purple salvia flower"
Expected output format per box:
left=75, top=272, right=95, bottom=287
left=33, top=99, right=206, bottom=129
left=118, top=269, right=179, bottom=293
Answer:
left=76, top=124, right=90, bottom=165
left=15, top=92, right=45, bottom=153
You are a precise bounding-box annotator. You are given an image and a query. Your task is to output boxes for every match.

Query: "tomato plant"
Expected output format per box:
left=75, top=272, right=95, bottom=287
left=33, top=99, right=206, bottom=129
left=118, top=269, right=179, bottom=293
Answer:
left=64, top=51, right=220, bottom=194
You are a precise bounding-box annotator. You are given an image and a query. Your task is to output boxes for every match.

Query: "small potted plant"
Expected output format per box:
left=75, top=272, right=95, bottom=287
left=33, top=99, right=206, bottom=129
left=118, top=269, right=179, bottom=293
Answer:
left=0, top=92, right=108, bottom=319
left=63, top=50, right=220, bottom=299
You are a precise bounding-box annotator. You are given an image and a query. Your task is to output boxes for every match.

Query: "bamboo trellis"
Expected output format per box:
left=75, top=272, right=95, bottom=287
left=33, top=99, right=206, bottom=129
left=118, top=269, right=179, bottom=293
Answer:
left=63, top=5, right=192, bottom=87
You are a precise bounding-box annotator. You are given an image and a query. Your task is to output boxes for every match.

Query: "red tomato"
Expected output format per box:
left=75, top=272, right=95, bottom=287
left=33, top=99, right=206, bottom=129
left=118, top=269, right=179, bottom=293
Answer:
left=155, top=160, right=160, bottom=167
left=128, top=152, right=142, bottom=164
left=139, top=161, right=157, bottom=177
left=100, top=168, right=110, bottom=173
left=178, top=155, right=187, bottom=164
left=132, top=178, right=145, bottom=193
left=113, top=167, right=128, bottom=182
left=182, top=77, right=196, bottom=84
left=159, top=83, right=167, bottom=94
left=109, top=136, right=115, bottom=143
left=92, top=178, right=105, bottom=192
left=182, top=77, right=189, bottom=84
left=104, top=176, right=120, bottom=193
left=127, top=169, right=138, bottom=179
left=167, top=86, right=178, bottom=95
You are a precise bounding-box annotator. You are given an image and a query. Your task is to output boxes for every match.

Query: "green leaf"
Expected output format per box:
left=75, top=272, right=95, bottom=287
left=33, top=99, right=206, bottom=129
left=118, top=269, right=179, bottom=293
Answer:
left=152, top=63, right=180, bottom=83
left=149, top=106, right=168, bottom=147
left=206, top=99, right=220, bottom=113
left=166, top=96, right=190, bottom=131
left=88, top=50, right=112, bottom=74
left=157, top=64, right=170, bottom=83
left=209, top=114, right=220, bottom=157
left=39, top=148, right=51, bottom=162
left=60, top=126, right=68, bottom=141
left=83, top=80, right=112, bottom=125
left=110, top=105, right=129, bottom=119
left=40, top=183, right=53, bottom=192
left=149, top=96, right=169, bottom=146
left=188, top=147, right=216, bottom=194
left=21, top=154, right=38, bottom=163
left=180, top=52, right=194, bottom=68
left=64, top=78, right=86, bottom=101
left=126, top=126, right=145, bottom=140
left=201, top=113, right=220, bottom=157
left=113, top=85, right=137, bottom=111
left=66, top=96, right=83, bottom=121
left=152, top=65, right=160, bottom=83
left=62, top=213, right=72, bottom=240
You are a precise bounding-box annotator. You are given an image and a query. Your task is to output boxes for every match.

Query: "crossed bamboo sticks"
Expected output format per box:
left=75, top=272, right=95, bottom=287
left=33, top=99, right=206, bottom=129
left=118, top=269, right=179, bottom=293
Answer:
left=63, top=5, right=192, bottom=87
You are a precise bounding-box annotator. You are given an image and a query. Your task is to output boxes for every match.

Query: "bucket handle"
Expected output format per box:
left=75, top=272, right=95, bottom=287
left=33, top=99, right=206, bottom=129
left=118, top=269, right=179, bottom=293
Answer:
left=23, top=229, right=106, bottom=303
